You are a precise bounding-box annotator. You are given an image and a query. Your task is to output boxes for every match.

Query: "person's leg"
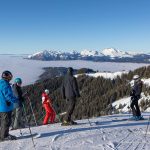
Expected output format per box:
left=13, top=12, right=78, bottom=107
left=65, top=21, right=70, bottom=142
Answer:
left=43, top=104, right=51, bottom=125
left=0, top=111, right=12, bottom=140
left=64, top=98, right=76, bottom=122
left=13, top=107, right=22, bottom=129
left=134, top=100, right=141, bottom=117
left=130, top=100, right=136, bottom=116
left=50, top=107, right=56, bottom=123
left=5, top=111, right=12, bottom=137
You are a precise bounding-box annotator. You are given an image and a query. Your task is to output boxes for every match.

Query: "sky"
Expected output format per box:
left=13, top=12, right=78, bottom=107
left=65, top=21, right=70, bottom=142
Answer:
left=0, top=0, right=150, bottom=54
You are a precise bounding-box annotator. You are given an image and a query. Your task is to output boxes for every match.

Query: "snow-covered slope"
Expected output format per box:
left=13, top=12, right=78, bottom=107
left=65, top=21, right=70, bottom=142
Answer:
left=1, top=114, right=150, bottom=150
left=112, top=78, right=150, bottom=113
left=75, top=71, right=128, bottom=80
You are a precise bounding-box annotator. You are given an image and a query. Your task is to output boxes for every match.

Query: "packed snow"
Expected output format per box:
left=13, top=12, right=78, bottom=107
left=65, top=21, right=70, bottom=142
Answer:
left=0, top=55, right=149, bottom=86
left=0, top=113, right=150, bottom=150
left=75, top=71, right=128, bottom=80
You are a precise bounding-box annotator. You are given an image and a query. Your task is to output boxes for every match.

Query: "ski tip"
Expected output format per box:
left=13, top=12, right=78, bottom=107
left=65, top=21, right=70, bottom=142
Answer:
left=34, top=133, right=41, bottom=139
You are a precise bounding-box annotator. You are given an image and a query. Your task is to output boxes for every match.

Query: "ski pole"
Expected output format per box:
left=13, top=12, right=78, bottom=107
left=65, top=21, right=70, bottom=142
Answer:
left=27, top=96, right=38, bottom=126
left=88, top=117, right=92, bottom=126
left=87, top=108, right=92, bottom=126
left=19, top=129, right=23, bottom=136
left=22, top=103, right=36, bottom=149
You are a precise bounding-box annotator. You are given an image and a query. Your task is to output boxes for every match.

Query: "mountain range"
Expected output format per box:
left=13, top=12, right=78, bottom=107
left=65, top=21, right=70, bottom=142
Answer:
left=27, top=48, right=150, bottom=63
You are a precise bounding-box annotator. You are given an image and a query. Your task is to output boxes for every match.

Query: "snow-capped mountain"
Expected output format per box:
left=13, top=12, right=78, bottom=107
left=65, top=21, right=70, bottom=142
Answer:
left=80, top=49, right=100, bottom=57
left=101, top=48, right=134, bottom=58
left=28, top=48, right=150, bottom=63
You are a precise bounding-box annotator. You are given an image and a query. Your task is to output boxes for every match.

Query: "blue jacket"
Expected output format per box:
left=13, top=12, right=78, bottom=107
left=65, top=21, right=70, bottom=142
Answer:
left=0, top=79, right=18, bottom=112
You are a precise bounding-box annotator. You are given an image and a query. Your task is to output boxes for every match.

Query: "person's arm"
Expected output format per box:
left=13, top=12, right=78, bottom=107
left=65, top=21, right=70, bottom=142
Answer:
left=12, top=85, right=19, bottom=98
left=61, top=79, right=66, bottom=99
left=2, top=84, right=18, bottom=104
left=42, top=96, right=46, bottom=104
left=73, top=77, right=80, bottom=97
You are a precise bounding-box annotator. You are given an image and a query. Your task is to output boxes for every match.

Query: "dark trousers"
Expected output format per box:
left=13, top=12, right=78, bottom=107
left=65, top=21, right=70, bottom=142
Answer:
left=13, top=107, right=23, bottom=129
left=64, top=97, right=76, bottom=122
left=0, top=111, right=12, bottom=140
left=130, top=97, right=141, bottom=117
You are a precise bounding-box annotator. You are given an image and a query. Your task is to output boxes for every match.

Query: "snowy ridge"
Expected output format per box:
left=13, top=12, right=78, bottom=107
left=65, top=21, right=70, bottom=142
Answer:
left=101, top=48, right=134, bottom=58
left=112, top=93, right=150, bottom=113
left=27, top=48, right=150, bottom=63
left=80, top=49, right=100, bottom=57
left=75, top=71, right=128, bottom=80
left=112, top=78, right=150, bottom=113
left=1, top=113, right=150, bottom=150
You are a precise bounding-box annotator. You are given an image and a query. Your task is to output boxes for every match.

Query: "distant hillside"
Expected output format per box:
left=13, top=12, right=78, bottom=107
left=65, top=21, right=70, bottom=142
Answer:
left=36, top=67, right=95, bottom=82
left=27, top=48, right=150, bottom=63
left=22, top=66, right=150, bottom=126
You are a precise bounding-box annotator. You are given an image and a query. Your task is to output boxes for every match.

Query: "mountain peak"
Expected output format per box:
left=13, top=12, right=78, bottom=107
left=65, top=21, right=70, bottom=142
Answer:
left=80, top=49, right=99, bottom=56
left=101, top=48, right=132, bottom=58
left=27, top=48, right=150, bottom=63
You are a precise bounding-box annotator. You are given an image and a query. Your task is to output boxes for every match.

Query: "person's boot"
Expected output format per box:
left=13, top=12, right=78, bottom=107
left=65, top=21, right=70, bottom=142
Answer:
left=0, top=134, right=17, bottom=141
left=129, top=116, right=136, bottom=120
left=70, top=120, right=77, bottom=125
left=136, top=116, right=144, bottom=120
left=61, top=120, right=71, bottom=126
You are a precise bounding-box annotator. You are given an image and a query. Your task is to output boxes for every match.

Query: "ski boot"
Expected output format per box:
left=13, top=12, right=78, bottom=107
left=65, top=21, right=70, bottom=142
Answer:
left=0, top=134, right=17, bottom=142
left=70, top=120, right=77, bottom=125
left=136, top=116, right=144, bottom=121
left=61, top=120, right=71, bottom=126
left=129, top=116, right=137, bottom=120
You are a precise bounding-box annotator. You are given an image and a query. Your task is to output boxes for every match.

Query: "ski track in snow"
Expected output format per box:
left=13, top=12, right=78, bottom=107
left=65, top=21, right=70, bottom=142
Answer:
left=0, top=114, right=150, bottom=150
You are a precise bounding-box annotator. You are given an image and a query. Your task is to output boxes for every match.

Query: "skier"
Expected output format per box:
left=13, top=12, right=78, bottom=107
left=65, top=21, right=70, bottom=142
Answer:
left=42, top=89, right=56, bottom=125
left=130, top=75, right=143, bottom=120
left=61, top=67, right=80, bottom=125
left=0, top=71, right=18, bottom=141
left=12, top=78, right=24, bottom=130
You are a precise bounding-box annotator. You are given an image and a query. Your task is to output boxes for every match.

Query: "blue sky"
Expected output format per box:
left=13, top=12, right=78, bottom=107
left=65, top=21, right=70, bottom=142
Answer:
left=0, top=0, right=150, bottom=54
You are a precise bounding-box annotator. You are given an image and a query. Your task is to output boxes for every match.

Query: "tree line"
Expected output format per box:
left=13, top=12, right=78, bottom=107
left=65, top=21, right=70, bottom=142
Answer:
left=22, top=66, right=150, bottom=125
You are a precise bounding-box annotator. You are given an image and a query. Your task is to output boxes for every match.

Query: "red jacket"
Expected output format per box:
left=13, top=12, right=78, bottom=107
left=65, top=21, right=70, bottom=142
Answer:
left=42, top=92, right=52, bottom=105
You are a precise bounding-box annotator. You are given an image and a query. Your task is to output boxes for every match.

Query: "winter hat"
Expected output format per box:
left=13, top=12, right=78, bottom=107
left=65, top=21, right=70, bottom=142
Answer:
left=133, top=75, right=140, bottom=80
left=15, top=78, right=22, bottom=84
left=45, top=89, right=49, bottom=94
left=1, top=70, right=13, bottom=81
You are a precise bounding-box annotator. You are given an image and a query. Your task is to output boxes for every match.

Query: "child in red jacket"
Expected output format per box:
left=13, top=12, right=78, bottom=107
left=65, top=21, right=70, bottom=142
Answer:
left=42, top=89, right=56, bottom=125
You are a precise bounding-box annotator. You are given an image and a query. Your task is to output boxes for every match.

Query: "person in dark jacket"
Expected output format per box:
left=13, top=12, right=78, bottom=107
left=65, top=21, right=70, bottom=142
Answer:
left=130, top=75, right=143, bottom=120
left=0, top=71, right=18, bottom=141
left=61, top=67, right=80, bottom=125
left=12, top=78, right=24, bottom=130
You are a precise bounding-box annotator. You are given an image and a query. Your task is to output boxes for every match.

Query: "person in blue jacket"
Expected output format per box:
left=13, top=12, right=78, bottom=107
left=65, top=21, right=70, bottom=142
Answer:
left=0, top=71, right=18, bottom=141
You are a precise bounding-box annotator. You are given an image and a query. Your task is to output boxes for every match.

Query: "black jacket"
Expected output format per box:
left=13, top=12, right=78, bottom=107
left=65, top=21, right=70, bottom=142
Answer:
left=130, top=80, right=143, bottom=100
left=12, top=84, right=24, bottom=107
left=61, top=72, right=80, bottom=99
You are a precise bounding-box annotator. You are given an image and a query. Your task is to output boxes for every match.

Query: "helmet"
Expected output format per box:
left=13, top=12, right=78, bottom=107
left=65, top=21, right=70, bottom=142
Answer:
left=15, top=78, right=22, bottom=84
left=133, top=75, right=140, bottom=80
left=45, top=89, right=49, bottom=94
left=1, top=70, right=13, bottom=81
